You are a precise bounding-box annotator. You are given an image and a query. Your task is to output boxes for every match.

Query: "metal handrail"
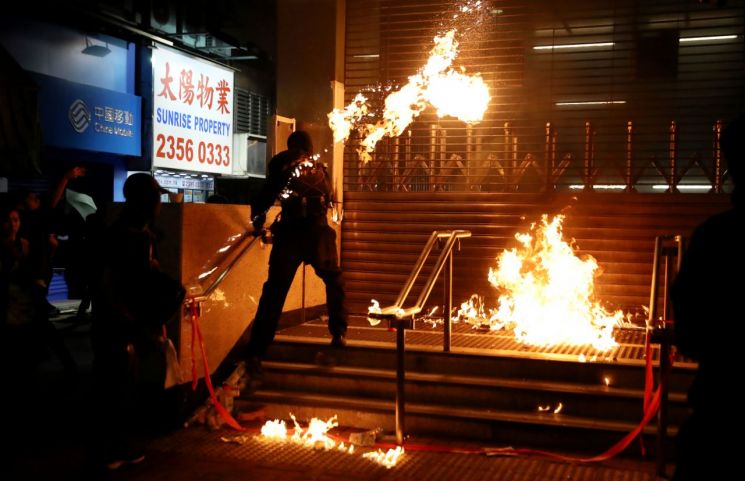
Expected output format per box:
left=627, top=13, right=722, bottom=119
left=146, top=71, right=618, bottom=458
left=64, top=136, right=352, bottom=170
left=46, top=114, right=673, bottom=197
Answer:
left=367, top=229, right=471, bottom=447
left=648, top=234, right=684, bottom=477
left=187, top=231, right=267, bottom=303
left=375, top=229, right=471, bottom=318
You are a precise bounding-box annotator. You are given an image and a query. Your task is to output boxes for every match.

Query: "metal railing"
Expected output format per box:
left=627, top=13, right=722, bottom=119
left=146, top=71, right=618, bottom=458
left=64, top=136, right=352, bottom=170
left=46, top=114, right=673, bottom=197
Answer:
left=648, top=234, right=685, bottom=476
left=367, top=229, right=472, bottom=445
left=345, top=120, right=728, bottom=193
left=186, top=231, right=268, bottom=303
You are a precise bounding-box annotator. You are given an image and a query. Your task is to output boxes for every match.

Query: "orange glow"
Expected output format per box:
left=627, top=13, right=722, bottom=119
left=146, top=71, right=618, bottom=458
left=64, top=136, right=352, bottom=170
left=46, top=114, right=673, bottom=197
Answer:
left=260, top=419, right=288, bottom=440
left=362, top=446, right=404, bottom=468
left=259, top=414, right=354, bottom=453
left=487, top=215, right=622, bottom=350
left=455, top=215, right=623, bottom=351
left=259, top=413, right=405, bottom=466
left=329, top=29, right=490, bottom=161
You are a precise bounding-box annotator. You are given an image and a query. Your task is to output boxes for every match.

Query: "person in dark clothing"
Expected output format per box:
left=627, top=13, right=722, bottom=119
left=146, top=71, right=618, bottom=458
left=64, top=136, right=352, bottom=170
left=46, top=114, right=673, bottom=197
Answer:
left=670, top=116, right=744, bottom=481
left=246, top=130, right=348, bottom=373
left=89, top=173, right=183, bottom=472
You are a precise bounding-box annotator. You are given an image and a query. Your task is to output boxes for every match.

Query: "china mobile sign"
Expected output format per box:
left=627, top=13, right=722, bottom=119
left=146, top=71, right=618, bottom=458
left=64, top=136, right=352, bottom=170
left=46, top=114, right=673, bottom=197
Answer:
left=152, top=47, right=234, bottom=174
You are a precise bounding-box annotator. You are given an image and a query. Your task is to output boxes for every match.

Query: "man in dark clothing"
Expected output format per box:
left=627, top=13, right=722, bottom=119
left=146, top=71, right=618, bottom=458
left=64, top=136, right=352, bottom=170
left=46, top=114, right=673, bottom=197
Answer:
left=671, top=116, right=744, bottom=481
left=89, top=173, right=184, bottom=473
left=246, top=130, right=348, bottom=372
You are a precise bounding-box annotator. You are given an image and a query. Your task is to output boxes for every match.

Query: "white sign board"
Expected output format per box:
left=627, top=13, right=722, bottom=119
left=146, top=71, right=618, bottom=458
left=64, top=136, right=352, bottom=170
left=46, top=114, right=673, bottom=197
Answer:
left=152, top=47, right=234, bottom=174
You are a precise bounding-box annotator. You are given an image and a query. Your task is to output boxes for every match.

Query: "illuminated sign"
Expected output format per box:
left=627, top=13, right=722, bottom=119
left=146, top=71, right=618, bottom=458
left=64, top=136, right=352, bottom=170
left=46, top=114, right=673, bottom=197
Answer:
left=154, top=174, right=215, bottom=191
left=34, top=73, right=141, bottom=155
left=152, top=47, right=234, bottom=174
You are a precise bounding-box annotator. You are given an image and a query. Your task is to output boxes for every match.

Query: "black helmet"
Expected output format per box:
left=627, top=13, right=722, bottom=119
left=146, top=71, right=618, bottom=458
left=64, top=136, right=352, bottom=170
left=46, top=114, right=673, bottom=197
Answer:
left=287, top=130, right=313, bottom=154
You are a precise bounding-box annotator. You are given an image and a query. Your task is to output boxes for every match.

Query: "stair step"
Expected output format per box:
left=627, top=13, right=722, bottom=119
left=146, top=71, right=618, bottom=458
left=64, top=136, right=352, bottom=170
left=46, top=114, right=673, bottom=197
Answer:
left=265, top=340, right=696, bottom=393
left=237, top=390, right=672, bottom=452
left=251, top=360, right=689, bottom=426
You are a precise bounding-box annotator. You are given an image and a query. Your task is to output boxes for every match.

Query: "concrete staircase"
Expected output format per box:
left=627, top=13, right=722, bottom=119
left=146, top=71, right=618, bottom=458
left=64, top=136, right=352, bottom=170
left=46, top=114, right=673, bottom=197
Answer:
left=236, top=318, right=693, bottom=455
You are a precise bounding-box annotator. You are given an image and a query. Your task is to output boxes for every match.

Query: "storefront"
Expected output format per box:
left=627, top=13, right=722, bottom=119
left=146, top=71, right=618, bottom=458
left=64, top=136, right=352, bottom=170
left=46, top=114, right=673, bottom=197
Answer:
left=147, top=45, right=234, bottom=202
left=0, top=16, right=140, bottom=199
left=152, top=169, right=215, bottom=203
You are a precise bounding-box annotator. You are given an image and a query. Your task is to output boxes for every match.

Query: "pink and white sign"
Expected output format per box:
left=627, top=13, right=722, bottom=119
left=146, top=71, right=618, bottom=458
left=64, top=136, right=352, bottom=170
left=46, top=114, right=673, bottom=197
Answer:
left=152, top=47, right=234, bottom=174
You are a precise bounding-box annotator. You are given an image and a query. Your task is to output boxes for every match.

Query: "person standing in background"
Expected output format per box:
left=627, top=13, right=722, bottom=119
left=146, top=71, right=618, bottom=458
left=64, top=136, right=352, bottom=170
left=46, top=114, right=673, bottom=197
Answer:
left=671, top=116, right=744, bottom=481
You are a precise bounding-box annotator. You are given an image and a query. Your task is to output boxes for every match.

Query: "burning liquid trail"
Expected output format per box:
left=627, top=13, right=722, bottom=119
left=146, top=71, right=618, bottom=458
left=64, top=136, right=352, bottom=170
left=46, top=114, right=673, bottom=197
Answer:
left=329, top=29, right=490, bottom=161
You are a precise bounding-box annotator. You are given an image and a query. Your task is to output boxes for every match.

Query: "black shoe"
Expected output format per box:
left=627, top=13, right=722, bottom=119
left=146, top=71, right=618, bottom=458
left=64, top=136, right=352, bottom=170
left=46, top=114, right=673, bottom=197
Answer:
left=330, top=335, right=347, bottom=348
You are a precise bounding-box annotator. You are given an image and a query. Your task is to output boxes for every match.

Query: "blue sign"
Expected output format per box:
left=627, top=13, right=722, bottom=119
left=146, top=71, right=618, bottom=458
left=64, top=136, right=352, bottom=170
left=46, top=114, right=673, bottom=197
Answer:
left=33, top=73, right=141, bottom=156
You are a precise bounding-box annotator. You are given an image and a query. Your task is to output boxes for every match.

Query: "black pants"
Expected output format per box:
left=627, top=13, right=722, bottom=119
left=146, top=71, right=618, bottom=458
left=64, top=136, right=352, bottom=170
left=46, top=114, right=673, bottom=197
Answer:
left=247, top=222, right=348, bottom=358
left=89, top=326, right=165, bottom=466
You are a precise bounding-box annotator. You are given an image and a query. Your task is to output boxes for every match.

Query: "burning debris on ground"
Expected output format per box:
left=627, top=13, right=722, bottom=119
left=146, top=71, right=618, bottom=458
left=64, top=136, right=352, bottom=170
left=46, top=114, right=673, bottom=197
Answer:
left=255, top=414, right=404, bottom=468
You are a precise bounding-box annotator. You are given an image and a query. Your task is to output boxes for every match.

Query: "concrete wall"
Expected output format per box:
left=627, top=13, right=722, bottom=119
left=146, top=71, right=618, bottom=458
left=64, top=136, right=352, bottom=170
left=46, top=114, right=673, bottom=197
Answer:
left=276, top=0, right=345, bottom=188
left=156, top=203, right=326, bottom=379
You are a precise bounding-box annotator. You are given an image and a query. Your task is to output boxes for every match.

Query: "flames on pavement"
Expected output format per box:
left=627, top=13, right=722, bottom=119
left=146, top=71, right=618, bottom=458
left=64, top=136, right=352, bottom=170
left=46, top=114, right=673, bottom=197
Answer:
left=259, top=414, right=404, bottom=468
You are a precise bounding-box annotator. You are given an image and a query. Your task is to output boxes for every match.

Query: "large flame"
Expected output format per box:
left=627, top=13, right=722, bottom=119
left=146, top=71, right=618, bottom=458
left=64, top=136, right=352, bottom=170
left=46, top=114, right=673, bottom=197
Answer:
left=329, top=29, right=490, bottom=161
left=491, top=215, right=622, bottom=350
left=467, top=215, right=623, bottom=351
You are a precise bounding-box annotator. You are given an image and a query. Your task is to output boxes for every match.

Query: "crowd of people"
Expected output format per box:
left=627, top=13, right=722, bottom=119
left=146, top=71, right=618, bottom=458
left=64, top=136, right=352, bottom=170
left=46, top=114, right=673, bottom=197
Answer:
left=1, top=132, right=349, bottom=477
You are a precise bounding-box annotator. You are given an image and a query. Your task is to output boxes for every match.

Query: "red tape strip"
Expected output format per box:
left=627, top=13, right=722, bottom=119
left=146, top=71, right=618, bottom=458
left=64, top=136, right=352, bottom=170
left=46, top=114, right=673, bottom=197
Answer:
left=188, top=298, right=244, bottom=431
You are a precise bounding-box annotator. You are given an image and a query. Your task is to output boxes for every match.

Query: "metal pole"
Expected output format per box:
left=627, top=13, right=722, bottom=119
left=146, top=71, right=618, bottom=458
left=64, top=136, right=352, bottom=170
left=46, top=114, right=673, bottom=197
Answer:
left=444, top=250, right=452, bottom=352
left=395, top=320, right=406, bottom=445
left=504, top=122, right=511, bottom=188
left=393, top=136, right=400, bottom=192
left=545, top=122, right=554, bottom=192
left=713, top=120, right=723, bottom=194
left=656, top=234, right=683, bottom=476
left=584, top=121, right=594, bottom=192
left=669, top=121, right=678, bottom=193
left=648, top=237, right=661, bottom=327
left=626, top=121, right=634, bottom=192
left=430, top=124, right=437, bottom=191
left=675, top=235, right=684, bottom=270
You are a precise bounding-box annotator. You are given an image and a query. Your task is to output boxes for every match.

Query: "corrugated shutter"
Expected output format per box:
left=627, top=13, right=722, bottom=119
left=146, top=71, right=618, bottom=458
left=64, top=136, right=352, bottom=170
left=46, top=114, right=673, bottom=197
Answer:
left=343, top=0, right=745, bottom=192
left=340, top=1, right=741, bottom=316
left=341, top=192, right=730, bottom=315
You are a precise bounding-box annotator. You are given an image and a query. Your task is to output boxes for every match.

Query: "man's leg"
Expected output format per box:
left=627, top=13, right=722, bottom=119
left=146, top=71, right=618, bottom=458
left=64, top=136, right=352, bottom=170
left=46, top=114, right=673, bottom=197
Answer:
left=309, top=225, right=348, bottom=338
left=246, top=236, right=302, bottom=359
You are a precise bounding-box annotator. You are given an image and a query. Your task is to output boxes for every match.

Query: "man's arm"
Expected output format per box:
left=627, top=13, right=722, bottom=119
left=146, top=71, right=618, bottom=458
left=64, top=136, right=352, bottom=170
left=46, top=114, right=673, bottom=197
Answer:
left=50, top=166, right=86, bottom=209
left=251, top=151, right=293, bottom=230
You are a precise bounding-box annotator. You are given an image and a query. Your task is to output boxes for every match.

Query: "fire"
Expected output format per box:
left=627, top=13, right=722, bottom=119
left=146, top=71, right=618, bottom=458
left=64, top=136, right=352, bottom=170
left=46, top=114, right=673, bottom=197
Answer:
left=329, top=29, right=490, bottom=161
left=453, top=294, right=502, bottom=328
left=363, top=446, right=405, bottom=469
left=260, top=419, right=288, bottom=440
left=367, top=299, right=382, bottom=326
left=456, top=215, right=623, bottom=351
left=289, top=414, right=340, bottom=450
left=259, top=414, right=405, bottom=467
left=488, top=215, right=623, bottom=350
